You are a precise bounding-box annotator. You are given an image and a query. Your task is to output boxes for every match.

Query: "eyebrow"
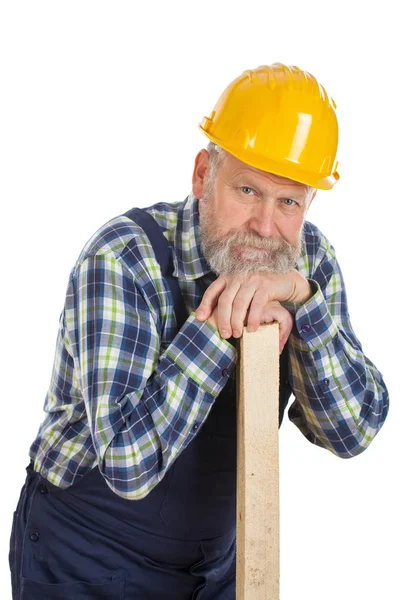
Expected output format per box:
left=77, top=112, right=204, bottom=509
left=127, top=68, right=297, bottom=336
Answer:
left=231, top=172, right=308, bottom=200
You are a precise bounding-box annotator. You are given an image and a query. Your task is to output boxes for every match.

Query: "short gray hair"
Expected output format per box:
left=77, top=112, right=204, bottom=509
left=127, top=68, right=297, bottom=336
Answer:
left=206, top=141, right=225, bottom=177
left=201, top=141, right=315, bottom=203
left=202, top=142, right=226, bottom=200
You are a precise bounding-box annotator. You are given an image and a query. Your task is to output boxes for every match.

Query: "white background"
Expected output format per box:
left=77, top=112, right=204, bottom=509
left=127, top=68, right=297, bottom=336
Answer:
left=1, top=1, right=398, bottom=598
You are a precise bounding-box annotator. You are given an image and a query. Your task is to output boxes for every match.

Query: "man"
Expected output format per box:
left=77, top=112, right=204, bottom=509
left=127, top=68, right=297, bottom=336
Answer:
left=9, top=63, right=389, bottom=599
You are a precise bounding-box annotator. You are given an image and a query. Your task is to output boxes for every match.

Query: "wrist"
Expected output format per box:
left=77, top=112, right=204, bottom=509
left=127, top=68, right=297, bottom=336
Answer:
left=292, top=273, right=313, bottom=304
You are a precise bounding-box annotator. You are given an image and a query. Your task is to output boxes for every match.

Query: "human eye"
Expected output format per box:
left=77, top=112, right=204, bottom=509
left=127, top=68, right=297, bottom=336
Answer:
left=281, top=198, right=298, bottom=207
left=240, top=186, right=256, bottom=196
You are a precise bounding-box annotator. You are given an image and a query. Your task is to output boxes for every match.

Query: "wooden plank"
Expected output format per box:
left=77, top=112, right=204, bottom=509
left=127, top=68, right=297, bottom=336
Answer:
left=236, top=323, right=280, bottom=600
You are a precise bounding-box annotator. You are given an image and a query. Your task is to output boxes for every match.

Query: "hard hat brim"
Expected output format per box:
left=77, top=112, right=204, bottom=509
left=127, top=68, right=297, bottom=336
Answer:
left=200, top=127, right=340, bottom=191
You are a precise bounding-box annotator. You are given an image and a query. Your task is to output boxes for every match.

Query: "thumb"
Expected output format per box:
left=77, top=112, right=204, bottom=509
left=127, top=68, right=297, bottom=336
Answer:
left=195, top=278, right=226, bottom=321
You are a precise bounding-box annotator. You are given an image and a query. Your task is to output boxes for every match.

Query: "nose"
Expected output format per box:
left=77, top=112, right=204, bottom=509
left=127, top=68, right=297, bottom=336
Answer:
left=249, top=203, right=278, bottom=238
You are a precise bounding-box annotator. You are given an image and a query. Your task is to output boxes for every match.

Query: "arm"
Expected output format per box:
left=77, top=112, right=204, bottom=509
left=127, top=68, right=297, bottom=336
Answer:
left=283, top=226, right=389, bottom=457
left=65, top=254, right=236, bottom=499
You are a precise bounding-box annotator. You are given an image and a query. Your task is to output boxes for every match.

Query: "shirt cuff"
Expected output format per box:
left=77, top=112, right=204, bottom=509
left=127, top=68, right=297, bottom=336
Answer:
left=283, top=279, right=339, bottom=352
left=164, top=312, right=237, bottom=396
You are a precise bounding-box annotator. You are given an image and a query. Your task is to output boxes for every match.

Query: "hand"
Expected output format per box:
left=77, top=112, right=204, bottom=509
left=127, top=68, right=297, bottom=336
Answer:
left=206, top=300, right=293, bottom=353
left=195, top=271, right=310, bottom=340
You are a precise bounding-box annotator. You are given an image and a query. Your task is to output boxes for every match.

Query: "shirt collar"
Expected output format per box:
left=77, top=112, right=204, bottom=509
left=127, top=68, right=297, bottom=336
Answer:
left=172, top=195, right=212, bottom=281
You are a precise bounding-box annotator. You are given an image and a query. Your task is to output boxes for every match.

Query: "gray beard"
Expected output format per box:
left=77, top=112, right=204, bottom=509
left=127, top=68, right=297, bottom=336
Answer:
left=199, top=204, right=304, bottom=276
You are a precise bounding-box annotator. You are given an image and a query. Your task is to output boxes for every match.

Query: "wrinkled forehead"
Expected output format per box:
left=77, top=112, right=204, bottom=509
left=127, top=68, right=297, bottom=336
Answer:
left=220, top=151, right=311, bottom=197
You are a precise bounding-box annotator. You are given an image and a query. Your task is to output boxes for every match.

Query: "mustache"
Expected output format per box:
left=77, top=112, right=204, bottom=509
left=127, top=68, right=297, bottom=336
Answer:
left=213, top=229, right=299, bottom=253
left=198, top=204, right=304, bottom=275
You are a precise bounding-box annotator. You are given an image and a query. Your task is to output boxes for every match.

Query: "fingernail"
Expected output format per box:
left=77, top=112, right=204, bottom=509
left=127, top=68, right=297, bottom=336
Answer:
left=233, top=330, right=240, bottom=338
left=220, top=330, right=230, bottom=338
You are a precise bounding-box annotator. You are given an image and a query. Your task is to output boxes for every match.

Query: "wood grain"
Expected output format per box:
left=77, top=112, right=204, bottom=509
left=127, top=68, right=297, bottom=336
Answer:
left=236, top=323, right=280, bottom=600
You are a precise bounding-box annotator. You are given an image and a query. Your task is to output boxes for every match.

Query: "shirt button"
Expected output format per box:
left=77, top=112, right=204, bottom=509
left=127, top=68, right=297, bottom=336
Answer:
left=323, top=378, right=330, bottom=387
left=301, top=324, right=311, bottom=334
left=29, top=530, right=40, bottom=542
left=39, top=484, right=48, bottom=495
left=222, top=368, right=229, bottom=377
left=192, top=423, right=199, bottom=432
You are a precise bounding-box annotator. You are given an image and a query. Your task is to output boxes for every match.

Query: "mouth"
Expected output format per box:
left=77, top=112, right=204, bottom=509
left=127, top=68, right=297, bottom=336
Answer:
left=237, top=244, right=267, bottom=252
left=232, top=244, right=269, bottom=260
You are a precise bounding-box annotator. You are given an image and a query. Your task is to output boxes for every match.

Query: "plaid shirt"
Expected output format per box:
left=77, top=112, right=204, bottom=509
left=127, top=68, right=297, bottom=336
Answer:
left=30, top=195, right=389, bottom=499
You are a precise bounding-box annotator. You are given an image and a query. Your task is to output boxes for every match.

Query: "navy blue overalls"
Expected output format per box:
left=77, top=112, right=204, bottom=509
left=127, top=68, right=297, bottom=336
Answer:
left=9, top=209, right=291, bottom=599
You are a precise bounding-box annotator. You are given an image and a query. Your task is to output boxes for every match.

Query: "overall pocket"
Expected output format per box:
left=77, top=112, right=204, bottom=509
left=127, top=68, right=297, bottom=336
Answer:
left=9, top=466, right=37, bottom=599
left=19, top=471, right=127, bottom=599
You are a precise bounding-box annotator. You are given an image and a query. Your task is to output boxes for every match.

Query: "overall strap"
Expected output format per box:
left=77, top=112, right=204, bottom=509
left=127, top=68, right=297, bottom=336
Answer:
left=123, top=207, right=188, bottom=329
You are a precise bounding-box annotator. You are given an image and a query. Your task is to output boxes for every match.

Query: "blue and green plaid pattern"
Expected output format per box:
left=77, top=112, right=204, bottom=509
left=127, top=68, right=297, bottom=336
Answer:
left=29, top=195, right=389, bottom=499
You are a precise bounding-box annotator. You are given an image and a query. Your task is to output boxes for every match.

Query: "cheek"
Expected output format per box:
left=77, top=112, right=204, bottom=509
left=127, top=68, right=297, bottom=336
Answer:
left=220, top=206, right=251, bottom=232
left=219, top=194, right=253, bottom=227
left=277, top=214, right=304, bottom=243
left=213, top=181, right=259, bottom=231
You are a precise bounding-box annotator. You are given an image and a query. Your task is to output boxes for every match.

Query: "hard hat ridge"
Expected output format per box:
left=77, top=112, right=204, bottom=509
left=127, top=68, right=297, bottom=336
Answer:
left=199, top=62, right=339, bottom=190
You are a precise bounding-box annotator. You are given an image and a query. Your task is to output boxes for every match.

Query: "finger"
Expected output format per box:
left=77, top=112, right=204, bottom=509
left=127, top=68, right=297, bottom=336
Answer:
left=271, top=308, right=293, bottom=353
left=278, top=314, right=294, bottom=353
left=257, top=304, right=293, bottom=352
left=246, top=288, right=275, bottom=333
left=230, top=282, right=259, bottom=337
left=280, top=311, right=294, bottom=346
left=196, top=277, right=227, bottom=321
left=216, top=279, right=242, bottom=338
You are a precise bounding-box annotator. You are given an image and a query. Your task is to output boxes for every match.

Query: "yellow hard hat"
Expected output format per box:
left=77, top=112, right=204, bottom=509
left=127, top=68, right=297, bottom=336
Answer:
left=199, top=63, right=339, bottom=190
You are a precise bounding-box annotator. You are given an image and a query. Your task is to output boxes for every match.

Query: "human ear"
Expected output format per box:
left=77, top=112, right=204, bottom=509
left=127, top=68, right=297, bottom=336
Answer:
left=192, top=149, right=210, bottom=199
